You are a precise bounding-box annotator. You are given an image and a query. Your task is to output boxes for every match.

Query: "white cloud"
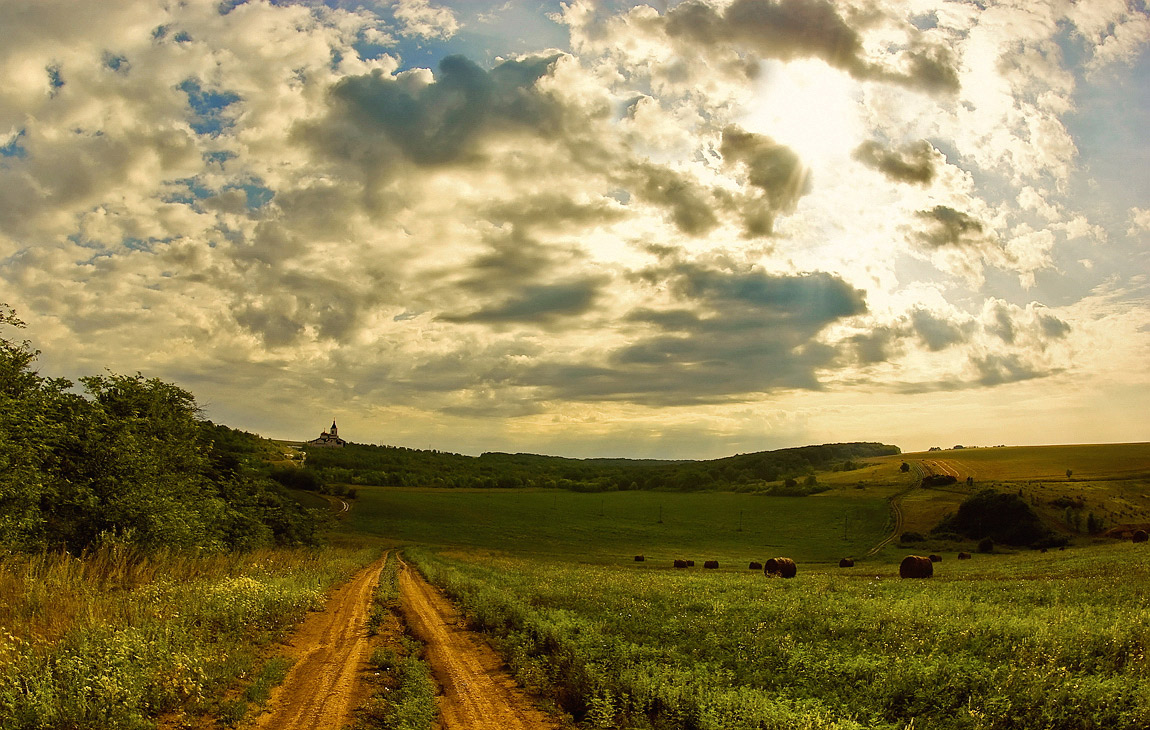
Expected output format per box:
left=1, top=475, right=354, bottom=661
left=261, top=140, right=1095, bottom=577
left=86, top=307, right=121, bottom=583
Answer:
left=392, top=0, right=460, bottom=41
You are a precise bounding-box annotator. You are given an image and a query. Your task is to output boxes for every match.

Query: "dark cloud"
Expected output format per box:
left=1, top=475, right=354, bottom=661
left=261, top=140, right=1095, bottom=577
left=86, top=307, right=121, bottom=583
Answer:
left=1038, top=312, right=1070, bottom=339
left=913, top=206, right=990, bottom=248
left=720, top=126, right=808, bottom=236
left=985, top=301, right=1016, bottom=343
left=513, top=260, right=867, bottom=405
left=438, top=278, right=604, bottom=326
left=852, top=139, right=937, bottom=185
left=663, top=0, right=959, bottom=95
left=848, top=326, right=902, bottom=364
left=295, top=53, right=565, bottom=185
left=910, top=307, right=969, bottom=350
left=629, top=161, right=721, bottom=235
left=483, top=193, right=625, bottom=232
left=972, top=353, right=1047, bottom=387
left=667, top=0, right=865, bottom=73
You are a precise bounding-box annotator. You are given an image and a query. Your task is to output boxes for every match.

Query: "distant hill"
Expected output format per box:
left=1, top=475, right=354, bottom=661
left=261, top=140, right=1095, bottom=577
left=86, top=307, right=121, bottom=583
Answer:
left=302, top=441, right=900, bottom=492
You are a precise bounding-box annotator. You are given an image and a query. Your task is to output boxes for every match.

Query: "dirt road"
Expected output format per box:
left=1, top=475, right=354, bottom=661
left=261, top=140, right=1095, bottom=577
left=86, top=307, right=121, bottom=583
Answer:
left=399, top=561, right=563, bottom=730
left=251, top=554, right=387, bottom=730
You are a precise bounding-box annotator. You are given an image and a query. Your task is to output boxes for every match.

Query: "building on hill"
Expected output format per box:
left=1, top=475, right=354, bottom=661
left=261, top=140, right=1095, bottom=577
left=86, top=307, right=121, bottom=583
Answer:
left=307, top=420, right=346, bottom=448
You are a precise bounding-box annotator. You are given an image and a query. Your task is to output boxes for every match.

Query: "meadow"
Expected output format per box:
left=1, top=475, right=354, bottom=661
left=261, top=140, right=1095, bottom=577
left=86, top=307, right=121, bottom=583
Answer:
left=406, top=544, right=1150, bottom=730
left=346, top=488, right=894, bottom=565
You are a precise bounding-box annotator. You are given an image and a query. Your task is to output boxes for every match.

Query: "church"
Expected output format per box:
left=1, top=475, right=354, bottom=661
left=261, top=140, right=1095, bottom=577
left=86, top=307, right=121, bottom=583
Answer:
left=307, top=420, right=346, bottom=448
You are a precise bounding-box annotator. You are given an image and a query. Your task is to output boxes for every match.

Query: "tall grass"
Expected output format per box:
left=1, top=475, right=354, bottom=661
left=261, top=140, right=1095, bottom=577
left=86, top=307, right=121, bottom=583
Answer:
left=0, top=545, right=378, bottom=729
left=406, top=545, right=1150, bottom=730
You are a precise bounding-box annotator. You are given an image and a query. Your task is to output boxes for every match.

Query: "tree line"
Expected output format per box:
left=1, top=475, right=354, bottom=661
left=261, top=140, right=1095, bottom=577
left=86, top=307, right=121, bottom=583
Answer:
left=302, top=441, right=900, bottom=492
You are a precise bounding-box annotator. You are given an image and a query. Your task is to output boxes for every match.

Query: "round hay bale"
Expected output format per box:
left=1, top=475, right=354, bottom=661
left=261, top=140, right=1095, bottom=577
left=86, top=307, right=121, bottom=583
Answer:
left=764, top=557, right=797, bottom=578
left=899, top=555, right=934, bottom=579
left=839, top=558, right=855, bottom=568
left=929, top=554, right=942, bottom=562
left=957, top=552, right=972, bottom=560
left=749, top=561, right=763, bottom=570
left=673, top=559, right=688, bottom=569
left=634, top=555, right=645, bottom=562
left=704, top=560, right=719, bottom=569
left=686, top=560, right=695, bottom=567
left=1133, top=530, right=1149, bottom=543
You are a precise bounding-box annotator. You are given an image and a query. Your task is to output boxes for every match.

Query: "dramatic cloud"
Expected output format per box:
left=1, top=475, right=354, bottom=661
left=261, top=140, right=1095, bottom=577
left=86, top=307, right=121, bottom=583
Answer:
left=912, top=206, right=992, bottom=249
left=0, top=0, right=1145, bottom=456
left=852, top=139, right=937, bottom=185
left=720, top=126, right=809, bottom=235
left=663, top=0, right=960, bottom=94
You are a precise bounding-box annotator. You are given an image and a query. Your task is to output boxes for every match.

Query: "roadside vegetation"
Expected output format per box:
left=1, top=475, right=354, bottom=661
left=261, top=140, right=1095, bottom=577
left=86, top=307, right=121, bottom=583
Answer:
left=407, top=544, right=1150, bottom=730
left=0, top=544, right=377, bottom=729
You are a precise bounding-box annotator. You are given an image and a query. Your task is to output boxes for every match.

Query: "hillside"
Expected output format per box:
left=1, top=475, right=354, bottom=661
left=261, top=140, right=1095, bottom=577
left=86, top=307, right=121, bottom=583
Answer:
left=875, top=443, right=1150, bottom=542
left=301, top=441, right=900, bottom=492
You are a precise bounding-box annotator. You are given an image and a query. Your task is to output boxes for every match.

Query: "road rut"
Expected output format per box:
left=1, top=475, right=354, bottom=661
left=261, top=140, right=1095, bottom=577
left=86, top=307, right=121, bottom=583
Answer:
left=399, top=560, right=562, bottom=730
left=251, top=554, right=386, bottom=730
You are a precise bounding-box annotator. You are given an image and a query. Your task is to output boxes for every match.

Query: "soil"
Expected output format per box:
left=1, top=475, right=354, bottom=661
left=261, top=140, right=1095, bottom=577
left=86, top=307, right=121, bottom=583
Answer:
left=249, top=554, right=387, bottom=730
left=398, top=559, right=564, bottom=730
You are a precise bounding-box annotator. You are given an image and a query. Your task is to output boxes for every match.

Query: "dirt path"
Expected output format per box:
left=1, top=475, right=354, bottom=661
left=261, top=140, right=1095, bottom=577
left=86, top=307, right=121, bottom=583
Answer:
left=866, top=461, right=922, bottom=557
left=398, top=560, right=563, bottom=730
left=250, top=554, right=387, bottom=730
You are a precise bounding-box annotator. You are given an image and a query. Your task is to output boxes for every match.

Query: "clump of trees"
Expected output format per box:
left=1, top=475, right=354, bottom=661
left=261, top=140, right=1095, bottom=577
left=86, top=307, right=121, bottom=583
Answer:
left=932, top=489, right=1066, bottom=548
left=0, top=305, right=321, bottom=554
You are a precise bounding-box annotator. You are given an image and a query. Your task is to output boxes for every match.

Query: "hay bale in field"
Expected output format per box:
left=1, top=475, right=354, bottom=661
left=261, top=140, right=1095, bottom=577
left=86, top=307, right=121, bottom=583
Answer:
left=839, top=558, right=855, bottom=568
left=764, top=557, right=797, bottom=578
left=900, top=555, right=934, bottom=578
left=686, top=560, right=695, bottom=567
left=704, top=560, right=719, bottom=569
left=929, top=554, right=942, bottom=562
left=1133, top=530, right=1149, bottom=543
left=749, top=561, right=763, bottom=570
left=634, top=555, right=645, bottom=562
left=957, top=552, right=971, bottom=560
left=673, top=559, right=688, bottom=568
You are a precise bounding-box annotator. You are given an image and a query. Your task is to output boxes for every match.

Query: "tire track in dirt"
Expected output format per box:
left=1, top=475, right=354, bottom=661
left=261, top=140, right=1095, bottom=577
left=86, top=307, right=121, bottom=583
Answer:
left=250, top=554, right=387, bottom=730
left=398, top=559, right=562, bottom=730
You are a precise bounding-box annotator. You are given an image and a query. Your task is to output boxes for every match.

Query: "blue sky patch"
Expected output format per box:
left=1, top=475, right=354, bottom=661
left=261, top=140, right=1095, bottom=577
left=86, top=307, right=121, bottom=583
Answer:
left=179, top=78, right=242, bottom=137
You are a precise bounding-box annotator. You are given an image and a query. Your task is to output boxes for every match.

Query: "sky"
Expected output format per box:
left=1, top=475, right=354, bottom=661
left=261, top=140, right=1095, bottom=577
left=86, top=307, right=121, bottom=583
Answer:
left=1, top=0, right=1148, bottom=459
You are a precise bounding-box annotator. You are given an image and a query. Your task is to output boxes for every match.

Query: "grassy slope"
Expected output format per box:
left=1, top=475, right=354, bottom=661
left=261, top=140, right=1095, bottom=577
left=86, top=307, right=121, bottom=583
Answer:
left=884, top=443, right=1150, bottom=536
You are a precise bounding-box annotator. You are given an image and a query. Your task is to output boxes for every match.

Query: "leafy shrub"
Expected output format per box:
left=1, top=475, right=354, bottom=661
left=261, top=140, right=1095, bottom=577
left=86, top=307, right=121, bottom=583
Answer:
left=978, top=537, right=995, bottom=553
left=900, top=531, right=926, bottom=543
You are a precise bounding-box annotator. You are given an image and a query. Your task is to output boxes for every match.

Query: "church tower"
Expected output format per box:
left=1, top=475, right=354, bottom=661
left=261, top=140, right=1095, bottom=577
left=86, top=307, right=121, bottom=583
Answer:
left=330, top=420, right=338, bottom=438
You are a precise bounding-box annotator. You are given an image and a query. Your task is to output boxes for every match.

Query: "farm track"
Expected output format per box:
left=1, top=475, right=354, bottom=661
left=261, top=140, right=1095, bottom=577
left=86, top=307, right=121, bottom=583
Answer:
left=866, top=462, right=922, bottom=557
left=398, top=558, right=563, bottom=730
left=250, top=554, right=387, bottom=730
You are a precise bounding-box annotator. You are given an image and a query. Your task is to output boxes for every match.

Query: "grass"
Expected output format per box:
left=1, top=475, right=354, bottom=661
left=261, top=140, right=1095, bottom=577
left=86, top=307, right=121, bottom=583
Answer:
left=0, top=544, right=379, bottom=729
left=347, top=488, right=892, bottom=564
left=406, top=543, right=1150, bottom=730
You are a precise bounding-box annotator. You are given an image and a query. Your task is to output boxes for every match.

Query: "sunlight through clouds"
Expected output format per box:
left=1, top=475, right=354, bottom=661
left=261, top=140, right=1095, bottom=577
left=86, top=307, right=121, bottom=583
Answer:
left=0, top=0, right=1146, bottom=456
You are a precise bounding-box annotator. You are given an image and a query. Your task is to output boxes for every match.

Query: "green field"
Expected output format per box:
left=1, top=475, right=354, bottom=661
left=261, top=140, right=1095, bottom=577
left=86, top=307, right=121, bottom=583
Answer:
left=406, top=543, right=1150, bottom=730
left=339, top=443, right=1150, bottom=729
left=346, top=488, right=892, bottom=564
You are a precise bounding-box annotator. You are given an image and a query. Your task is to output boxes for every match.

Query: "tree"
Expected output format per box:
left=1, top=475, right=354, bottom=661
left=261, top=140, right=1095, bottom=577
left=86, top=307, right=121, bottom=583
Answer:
left=933, top=489, right=1052, bottom=546
left=900, top=462, right=910, bottom=472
